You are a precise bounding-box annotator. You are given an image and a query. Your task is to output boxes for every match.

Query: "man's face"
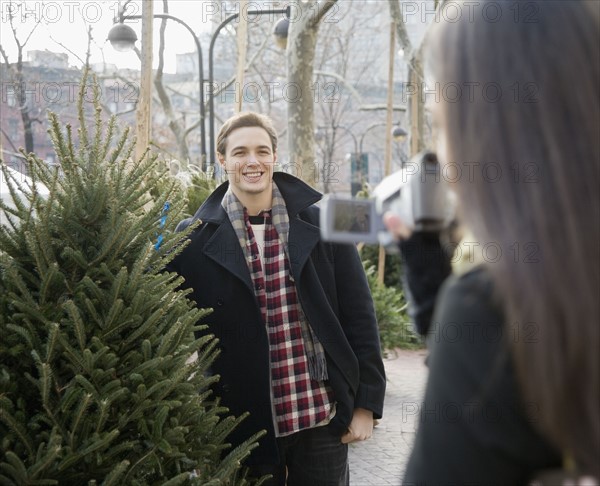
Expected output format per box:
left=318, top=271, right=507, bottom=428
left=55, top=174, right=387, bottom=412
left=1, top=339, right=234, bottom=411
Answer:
left=218, top=126, right=277, bottom=200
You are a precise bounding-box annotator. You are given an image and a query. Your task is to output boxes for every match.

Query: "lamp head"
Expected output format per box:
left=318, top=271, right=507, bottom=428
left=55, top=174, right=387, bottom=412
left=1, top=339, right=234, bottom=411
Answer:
left=108, top=23, right=138, bottom=52
left=273, top=17, right=289, bottom=50
left=392, top=126, right=408, bottom=143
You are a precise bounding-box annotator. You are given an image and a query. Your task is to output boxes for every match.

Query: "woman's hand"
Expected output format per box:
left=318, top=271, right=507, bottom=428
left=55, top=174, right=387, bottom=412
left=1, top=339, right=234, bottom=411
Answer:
left=383, top=212, right=413, bottom=241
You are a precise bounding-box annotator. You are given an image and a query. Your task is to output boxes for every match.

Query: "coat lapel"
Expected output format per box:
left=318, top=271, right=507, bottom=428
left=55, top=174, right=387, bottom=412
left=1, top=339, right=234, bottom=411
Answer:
left=287, top=216, right=320, bottom=283
left=202, top=220, right=254, bottom=294
left=273, top=172, right=322, bottom=282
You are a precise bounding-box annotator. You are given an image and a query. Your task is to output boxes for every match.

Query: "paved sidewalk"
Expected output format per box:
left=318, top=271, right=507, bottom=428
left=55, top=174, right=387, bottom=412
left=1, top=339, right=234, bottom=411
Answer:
left=348, top=349, right=429, bottom=486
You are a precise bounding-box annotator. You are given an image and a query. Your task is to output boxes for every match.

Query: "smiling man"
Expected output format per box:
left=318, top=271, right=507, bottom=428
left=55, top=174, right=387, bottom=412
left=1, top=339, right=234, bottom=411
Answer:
left=168, top=112, right=385, bottom=486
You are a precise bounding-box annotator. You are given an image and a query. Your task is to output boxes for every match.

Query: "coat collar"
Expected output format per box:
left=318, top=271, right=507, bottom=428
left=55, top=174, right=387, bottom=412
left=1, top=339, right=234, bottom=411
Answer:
left=193, top=173, right=323, bottom=289
left=192, top=172, right=322, bottom=224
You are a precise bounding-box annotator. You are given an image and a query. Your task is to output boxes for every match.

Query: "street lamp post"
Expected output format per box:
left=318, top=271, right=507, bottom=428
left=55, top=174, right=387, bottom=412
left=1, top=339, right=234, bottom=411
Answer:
left=108, top=12, right=207, bottom=167
left=359, top=122, right=406, bottom=154
left=109, top=6, right=291, bottom=171
left=316, top=123, right=407, bottom=196
left=361, top=121, right=407, bottom=285
left=330, top=126, right=363, bottom=197
left=334, top=125, right=359, bottom=154
left=355, top=123, right=406, bottom=195
left=315, top=125, right=359, bottom=194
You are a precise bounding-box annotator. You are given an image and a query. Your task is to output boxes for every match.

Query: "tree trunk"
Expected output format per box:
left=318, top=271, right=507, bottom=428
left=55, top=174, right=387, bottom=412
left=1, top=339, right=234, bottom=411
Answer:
left=18, top=72, right=35, bottom=155
left=3, top=48, right=36, bottom=154
left=286, top=23, right=319, bottom=185
left=286, top=1, right=338, bottom=186
left=409, top=56, right=426, bottom=155
left=0, top=7, right=41, bottom=156
left=388, top=0, right=427, bottom=157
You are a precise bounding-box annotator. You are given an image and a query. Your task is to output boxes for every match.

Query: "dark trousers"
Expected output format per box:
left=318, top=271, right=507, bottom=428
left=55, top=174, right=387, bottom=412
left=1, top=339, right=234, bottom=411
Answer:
left=248, top=425, right=349, bottom=486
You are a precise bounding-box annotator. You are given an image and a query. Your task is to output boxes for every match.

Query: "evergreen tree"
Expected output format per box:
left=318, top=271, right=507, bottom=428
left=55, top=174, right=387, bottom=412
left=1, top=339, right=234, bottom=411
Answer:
left=0, top=73, right=263, bottom=485
left=186, top=172, right=217, bottom=217
left=361, top=262, right=420, bottom=353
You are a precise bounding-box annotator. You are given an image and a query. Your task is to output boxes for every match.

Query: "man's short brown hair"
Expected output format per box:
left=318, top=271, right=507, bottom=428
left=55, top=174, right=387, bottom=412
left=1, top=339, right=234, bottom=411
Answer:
left=216, top=112, right=278, bottom=156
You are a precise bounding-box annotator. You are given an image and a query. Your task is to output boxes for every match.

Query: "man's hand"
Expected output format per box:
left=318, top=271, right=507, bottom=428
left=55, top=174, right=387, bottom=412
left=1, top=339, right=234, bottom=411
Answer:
left=341, top=408, right=374, bottom=444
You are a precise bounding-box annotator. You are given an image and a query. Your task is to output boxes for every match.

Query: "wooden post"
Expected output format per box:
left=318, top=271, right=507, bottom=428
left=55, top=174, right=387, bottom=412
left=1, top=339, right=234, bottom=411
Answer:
left=235, top=0, right=248, bottom=113
left=135, top=0, right=153, bottom=163
left=409, top=61, right=418, bottom=156
left=377, top=21, right=396, bottom=285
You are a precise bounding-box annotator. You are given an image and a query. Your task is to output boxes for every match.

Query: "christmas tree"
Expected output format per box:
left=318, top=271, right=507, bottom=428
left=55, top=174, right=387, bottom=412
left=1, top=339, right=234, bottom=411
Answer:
left=0, top=72, right=263, bottom=485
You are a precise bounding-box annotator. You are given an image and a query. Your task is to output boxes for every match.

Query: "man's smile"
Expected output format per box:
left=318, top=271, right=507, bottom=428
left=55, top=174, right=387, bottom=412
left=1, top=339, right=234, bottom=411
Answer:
left=242, top=170, right=265, bottom=182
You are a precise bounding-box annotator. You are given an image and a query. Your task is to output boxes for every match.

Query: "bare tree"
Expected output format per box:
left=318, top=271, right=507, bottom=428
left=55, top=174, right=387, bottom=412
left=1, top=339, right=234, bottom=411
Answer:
left=0, top=1, right=43, bottom=154
left=314, top=2, right=402, bottom=194
left=153, top=0, right=193, bottom=166
left=0, top=3, right=116, bottom=162
left=286, top=0, right=339, bottom=186
left=387, top=0, right=442, bottom=155
left=314, top=18, right=355, bottom=194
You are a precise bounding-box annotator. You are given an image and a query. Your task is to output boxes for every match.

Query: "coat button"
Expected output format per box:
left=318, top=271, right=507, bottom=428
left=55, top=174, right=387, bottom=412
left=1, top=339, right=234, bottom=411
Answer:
left=217, top=299, right=224, bottom=306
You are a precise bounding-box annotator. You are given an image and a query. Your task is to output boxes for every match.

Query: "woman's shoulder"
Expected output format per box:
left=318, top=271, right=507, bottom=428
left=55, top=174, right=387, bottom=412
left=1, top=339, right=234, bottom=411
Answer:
left=435, top=265, right=501, bottom=329
left=427, top=264, right=509, bottom=374
left=444, top=264, right=495, bottom=295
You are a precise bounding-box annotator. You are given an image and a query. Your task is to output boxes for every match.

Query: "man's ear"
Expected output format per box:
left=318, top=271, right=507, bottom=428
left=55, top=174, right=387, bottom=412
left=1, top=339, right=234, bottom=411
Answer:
left=217, top=152, right=225, bottom=166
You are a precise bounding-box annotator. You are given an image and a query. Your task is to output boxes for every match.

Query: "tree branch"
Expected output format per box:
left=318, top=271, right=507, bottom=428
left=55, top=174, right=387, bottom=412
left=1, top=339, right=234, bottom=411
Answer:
left=22, top=19, right=41, bottom=47
left=48, top=33, right=86, bottom=66
left=311, top=0, right=339, bottom=26
left=0, top=44, right=11, bottom=65
left=0, top=127, right=20, bottom=153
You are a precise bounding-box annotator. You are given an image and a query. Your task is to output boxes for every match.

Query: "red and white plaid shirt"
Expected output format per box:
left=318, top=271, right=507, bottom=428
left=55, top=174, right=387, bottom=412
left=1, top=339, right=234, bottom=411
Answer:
left=245, top=210, right=335, bottom=437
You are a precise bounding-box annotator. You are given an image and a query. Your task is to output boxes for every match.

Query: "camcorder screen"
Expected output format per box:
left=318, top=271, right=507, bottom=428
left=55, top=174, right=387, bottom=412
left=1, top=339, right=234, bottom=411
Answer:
left=332, top=200, right=371, bottom=234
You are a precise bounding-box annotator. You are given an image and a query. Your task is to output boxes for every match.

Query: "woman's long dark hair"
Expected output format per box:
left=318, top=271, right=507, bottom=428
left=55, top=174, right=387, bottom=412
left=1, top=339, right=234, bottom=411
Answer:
left=427, top=0, right=599, bottom=474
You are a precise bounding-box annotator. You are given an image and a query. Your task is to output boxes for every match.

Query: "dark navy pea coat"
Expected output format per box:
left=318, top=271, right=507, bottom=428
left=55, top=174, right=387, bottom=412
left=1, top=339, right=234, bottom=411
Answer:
left=167, top=172, right=386, bottom=465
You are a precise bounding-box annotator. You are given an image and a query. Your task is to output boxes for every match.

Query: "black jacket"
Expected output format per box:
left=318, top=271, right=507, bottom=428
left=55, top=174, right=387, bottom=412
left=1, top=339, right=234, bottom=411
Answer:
left=167, top=173, right=386, bottom=465
left=400, top=234, right=561, bottom=485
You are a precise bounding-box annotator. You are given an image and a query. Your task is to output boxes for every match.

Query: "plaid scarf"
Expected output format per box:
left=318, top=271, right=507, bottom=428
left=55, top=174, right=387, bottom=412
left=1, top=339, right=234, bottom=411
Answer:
left=222, top=184, right=329, bottom=381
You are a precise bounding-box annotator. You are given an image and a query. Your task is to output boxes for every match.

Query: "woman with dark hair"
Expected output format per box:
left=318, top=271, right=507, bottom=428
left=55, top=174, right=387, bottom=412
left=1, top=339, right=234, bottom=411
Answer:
left=385, top=1, right=599, bottom=484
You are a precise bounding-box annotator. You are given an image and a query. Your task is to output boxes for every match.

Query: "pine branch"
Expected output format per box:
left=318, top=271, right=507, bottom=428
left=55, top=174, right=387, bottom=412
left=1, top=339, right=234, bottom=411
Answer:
left=0, top=411, right=34, bottom=458
left=99, top=459, right=130, bottom=486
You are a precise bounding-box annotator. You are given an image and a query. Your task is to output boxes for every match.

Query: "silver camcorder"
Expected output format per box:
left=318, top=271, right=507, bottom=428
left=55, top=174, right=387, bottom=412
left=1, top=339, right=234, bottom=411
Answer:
left=320, top=151, right=455, bottom=246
